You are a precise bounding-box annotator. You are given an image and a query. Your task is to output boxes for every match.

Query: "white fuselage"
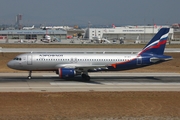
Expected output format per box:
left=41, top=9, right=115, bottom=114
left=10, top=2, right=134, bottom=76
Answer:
left=7, top=52, right=137, bottom=71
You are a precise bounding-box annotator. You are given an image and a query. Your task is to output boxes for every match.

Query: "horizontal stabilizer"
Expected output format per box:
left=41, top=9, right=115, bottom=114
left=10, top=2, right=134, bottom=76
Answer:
left=150, top=57, right=173, bottom=63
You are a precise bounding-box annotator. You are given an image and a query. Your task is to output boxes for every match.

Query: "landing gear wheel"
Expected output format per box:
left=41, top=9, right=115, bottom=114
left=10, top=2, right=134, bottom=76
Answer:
left=82, top=74, right=90, bottom=81
left=28, top=71, right=32, bottom=80
left=82, top=74, right=86, bottom=78
left=85, top=75, right=90, bottom=81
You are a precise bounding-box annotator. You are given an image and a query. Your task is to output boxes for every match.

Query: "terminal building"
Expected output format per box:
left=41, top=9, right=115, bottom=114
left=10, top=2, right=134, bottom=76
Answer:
left=0, top=29, right=67, bottom=40
left=85, top=25, right=174, bottom=42
left=0, top=25, right=176, bottom=44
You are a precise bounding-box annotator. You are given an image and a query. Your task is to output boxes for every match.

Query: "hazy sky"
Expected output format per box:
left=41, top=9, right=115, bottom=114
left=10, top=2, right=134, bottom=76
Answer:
left=0, top=0, right=179, bottom=27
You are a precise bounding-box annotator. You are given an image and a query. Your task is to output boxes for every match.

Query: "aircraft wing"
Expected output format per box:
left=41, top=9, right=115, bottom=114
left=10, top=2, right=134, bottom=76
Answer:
left=55, top=64, right=108, bottom=71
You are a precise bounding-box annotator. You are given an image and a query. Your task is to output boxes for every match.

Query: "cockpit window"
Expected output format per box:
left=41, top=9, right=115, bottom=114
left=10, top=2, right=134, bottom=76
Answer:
left=13, top=57, right=21, bottom=61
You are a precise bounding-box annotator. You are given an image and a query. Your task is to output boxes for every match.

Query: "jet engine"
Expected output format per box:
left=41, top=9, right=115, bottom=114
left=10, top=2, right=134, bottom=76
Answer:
left=57, top=68, right=76, bottom=78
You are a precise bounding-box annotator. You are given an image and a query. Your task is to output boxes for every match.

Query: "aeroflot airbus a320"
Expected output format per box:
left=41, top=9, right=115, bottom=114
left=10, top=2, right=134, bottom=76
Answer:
left=7, top=28, right=172, bottom=81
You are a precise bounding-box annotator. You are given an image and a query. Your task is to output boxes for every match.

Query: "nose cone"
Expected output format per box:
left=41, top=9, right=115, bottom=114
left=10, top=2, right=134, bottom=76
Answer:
left=7, top=60, right=14, bottom=69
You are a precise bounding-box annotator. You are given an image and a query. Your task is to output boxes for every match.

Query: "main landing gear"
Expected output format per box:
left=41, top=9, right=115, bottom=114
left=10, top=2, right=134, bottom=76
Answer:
left=28, top=71, right=32, bottom=79
left=81, top=73, right=90, bottom=81
left=27, top=71, right=91, bottom=81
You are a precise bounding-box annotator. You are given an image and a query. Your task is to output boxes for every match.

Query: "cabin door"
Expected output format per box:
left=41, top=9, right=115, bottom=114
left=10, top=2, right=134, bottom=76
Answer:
left=27, top=55, right=32, bottom=65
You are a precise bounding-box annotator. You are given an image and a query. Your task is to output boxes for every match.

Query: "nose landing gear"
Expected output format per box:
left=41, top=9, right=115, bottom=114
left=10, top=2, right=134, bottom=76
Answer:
left=28, top=71, right=32, bottom=79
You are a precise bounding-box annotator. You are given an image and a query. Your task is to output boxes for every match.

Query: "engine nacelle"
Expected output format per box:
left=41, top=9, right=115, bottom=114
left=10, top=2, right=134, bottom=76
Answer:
left=58, top=68, right=76, bottom=78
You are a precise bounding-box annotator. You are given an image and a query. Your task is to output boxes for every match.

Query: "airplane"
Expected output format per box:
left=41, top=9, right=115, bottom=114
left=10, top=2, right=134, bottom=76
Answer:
left=22, top=25, right=35, bottom=30
left=40, top=29, right=51, bottom=43
left=7, top=28, right=172, bottom=81
left=40, top=34, right=51, bottom=43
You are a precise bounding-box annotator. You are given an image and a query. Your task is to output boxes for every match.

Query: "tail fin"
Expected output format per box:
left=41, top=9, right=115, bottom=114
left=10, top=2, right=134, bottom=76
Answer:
left=138, top=28, right=170, bottom=55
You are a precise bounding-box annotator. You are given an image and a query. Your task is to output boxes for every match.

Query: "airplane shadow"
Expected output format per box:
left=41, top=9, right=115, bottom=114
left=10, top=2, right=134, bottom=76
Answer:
left=57, top=76, right=163, bottom=84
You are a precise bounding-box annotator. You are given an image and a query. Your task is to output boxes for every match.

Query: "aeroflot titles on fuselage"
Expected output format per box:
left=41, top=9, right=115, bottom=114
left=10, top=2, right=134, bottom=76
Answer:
left=39, top=54, right=63, bottom=57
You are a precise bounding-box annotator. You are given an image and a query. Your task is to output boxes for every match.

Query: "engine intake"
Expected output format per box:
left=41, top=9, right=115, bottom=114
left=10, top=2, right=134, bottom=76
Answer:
left=58, top=68, right=76, bottom=78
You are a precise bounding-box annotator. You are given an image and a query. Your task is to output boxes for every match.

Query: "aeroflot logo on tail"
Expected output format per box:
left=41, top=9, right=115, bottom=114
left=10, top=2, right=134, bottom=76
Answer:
left=144, top=33, right=168, bottom=49
left=138, top=33, right=168, bottom=55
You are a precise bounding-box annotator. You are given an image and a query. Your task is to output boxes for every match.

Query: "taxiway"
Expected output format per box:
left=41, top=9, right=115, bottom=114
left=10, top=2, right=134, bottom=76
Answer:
left=0, top=72, right=180, bottom=92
